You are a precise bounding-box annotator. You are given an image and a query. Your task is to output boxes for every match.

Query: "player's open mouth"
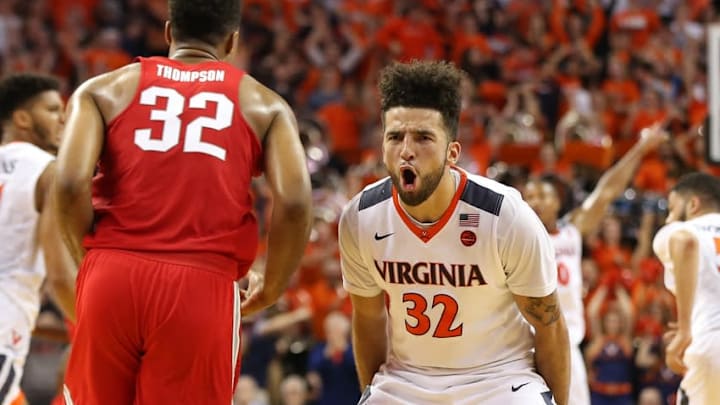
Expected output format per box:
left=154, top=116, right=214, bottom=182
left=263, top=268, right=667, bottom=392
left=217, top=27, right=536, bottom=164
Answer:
left=400, top=167, right=417, bottom=191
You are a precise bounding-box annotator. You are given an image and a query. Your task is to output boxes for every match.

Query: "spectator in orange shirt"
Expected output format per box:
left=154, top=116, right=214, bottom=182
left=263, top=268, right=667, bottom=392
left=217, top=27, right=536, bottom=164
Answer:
left=374, top=7, right=444, bottom=62
left=316, top=81, right=363, bottom=165
left=531, top=142, right=574, bottom=181
left=451, top=14, right=492, bottom=65
left=602, top=57, right=641, bottom=120
left=550, top=0, right=606, bottom=49
left=623, top=89, right=668, bottom=140
left=80, top=28, right=132, bottom=79
left=610, top=0, right=661, bottom=48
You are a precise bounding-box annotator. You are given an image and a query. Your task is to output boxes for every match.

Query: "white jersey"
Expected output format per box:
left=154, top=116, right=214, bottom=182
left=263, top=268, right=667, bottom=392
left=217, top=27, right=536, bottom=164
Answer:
left=0, top=142, right=54, bottom=326
left=340, top=168, right=557, bottom=373
left=652, top=214, right=720, bottom=340
left=551, top=223, right=585, bottom=346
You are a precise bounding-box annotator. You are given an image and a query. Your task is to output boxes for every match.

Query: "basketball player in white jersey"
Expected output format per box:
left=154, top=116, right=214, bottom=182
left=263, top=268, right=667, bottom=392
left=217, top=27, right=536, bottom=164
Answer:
left=522, top=125, right=666, bottom=405
left=339, top=61, right=570, bottom=405
left=652, top=172, right=720, bottom=405
left=0, top=74, right=76, bottom=405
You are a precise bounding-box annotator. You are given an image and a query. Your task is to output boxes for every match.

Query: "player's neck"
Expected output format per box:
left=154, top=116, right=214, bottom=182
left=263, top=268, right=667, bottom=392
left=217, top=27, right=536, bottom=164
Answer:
left=689, top=208, right=718, bottom=220
left=401, top=168, right=457, bottom=224
left=168, top=43, right=221, bottom=63
left=1, top=129, right=28, bottom=146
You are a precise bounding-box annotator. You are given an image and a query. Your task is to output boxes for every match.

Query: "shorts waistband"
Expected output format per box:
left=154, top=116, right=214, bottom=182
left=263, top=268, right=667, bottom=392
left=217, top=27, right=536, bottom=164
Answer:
left=86, top=249, right=249, bottom=280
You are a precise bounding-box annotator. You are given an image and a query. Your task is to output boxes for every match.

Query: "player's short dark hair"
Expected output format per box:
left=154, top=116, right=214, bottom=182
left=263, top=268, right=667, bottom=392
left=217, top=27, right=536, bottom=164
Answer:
left=672, top=172, right=720, bottom=209
left=169, top=0, right=241, bottom=45
left=0, top=73, right=60, bottom=124
left=378, top=60, right=462, bottom=141
left=538, top=173, right=575, bottom=217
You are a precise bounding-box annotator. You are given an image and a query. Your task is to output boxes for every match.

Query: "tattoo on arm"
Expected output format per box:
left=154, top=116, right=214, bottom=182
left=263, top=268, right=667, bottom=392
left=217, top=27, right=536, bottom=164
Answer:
left=523, top=296, right=561, bottom=326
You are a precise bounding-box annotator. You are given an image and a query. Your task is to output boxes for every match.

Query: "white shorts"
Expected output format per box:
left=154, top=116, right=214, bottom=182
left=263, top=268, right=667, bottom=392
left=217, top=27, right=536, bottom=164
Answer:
left=0, top=293, right=32, bottom=405
left=360, top=364, right=556, bottom=405
left=569, top=344, right=590, bottom=405
left=678, top=331, right=720, bottom=405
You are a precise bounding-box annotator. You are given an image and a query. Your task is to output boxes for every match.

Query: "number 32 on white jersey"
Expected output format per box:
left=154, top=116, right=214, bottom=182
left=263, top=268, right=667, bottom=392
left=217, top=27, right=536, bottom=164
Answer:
left=134, top=86, right=233, bottom=161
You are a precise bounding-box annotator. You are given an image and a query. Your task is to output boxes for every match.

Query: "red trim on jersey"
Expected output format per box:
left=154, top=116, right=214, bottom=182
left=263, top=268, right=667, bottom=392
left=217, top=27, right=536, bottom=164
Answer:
left=392, top=168, right=468, bottom=243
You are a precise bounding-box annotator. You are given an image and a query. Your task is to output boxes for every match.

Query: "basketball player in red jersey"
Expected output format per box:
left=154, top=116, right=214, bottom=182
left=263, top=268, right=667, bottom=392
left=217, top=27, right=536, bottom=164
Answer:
left=52, top=0, right=313, bottom=403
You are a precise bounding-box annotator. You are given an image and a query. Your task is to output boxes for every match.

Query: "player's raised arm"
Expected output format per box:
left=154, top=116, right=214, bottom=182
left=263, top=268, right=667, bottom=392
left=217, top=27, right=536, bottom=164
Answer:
left=240, top=84, right=312, bottom=316
left=36, top=162, right=77, bottom=321
left=501, top=197, right=569, bottom=405
left=54, top=82, right=104, bottom=266
left=665, top=229, right=698, bottom=374
left=569, top=123, right=666, bottom=236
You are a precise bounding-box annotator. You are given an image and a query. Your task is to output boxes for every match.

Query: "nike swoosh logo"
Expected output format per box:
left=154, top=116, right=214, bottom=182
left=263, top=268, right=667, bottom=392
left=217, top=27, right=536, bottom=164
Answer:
left=511, top=382, right=530, bottom=392
left=374, top=232, right=394, bottom=241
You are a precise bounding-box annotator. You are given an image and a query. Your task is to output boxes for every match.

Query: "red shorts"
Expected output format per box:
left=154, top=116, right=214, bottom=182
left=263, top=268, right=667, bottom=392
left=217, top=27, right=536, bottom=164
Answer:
left=63, top=249, right=242, bottom=405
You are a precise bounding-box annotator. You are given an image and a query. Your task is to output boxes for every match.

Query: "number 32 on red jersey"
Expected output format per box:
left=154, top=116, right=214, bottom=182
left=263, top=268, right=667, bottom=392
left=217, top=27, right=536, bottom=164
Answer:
left=134, top=86, right=233, bottom=161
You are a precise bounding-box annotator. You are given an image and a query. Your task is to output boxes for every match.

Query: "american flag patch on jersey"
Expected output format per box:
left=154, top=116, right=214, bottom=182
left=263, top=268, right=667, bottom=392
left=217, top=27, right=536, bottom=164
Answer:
left=459, top=213, right=480, bottom=227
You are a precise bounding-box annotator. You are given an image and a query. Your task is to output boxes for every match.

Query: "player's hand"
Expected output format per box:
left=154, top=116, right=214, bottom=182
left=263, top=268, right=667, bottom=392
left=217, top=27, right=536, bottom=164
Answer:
left=240, top=270, right=263, bottom=301
left=663, top=321, right=678, bottom=345
left=638, top=122, right=668, bottom=153
left=240, top=272, right=282, bottom=318
left=665, top=327, right=691, bottom=375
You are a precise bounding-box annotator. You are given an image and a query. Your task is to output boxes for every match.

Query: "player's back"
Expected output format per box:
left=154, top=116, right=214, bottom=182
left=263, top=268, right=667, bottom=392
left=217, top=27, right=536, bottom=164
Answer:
left=0, top=142, right=54, bottom=323
left=84, top=57, right=262, bottom=278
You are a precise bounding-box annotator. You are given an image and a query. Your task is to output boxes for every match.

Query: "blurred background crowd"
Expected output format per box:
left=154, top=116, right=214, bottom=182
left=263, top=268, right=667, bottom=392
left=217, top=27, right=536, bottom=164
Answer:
left=7, top=0, right=720, bottom=404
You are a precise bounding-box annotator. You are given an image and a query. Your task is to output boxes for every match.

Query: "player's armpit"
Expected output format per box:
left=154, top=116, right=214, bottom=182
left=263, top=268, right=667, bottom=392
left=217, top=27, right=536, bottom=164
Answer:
left=514, top=292, right=562, bottom=327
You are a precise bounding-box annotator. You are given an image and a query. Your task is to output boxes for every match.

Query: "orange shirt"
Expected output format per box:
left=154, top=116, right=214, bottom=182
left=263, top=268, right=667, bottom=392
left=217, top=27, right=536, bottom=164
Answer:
left=375, top=17, right=444, bottom=61
left=633, top=158, right=669, bottom=193
left=82, top=48, right=133, bottom=77
left=610, top=9, right=660, bottom=47
left=316, top=102, right=361, bottom=162
left=602, top=79, right=641, bottom=105
left=51, top=0, right=99, bottom=29
left=452, top=33, right=491, bottom=64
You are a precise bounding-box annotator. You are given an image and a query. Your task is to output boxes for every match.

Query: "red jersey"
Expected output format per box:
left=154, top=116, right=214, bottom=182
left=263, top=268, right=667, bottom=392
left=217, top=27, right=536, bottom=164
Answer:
left=84, top=57, right=262, bottom=279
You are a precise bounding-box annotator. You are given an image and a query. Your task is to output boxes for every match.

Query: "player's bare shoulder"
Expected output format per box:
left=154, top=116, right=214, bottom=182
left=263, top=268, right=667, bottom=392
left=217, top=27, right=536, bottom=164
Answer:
left=75, top=63, right=142, bottom=123
left=236, top=73, right=294, bottom=143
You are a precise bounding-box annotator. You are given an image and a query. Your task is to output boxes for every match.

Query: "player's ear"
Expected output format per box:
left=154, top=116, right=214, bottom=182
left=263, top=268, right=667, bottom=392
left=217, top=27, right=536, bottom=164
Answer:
left=447, top=140, right=461, bottom=165
left=225, top=31, right=240, bottom=55
left=164, top=21, right=172, bottom=46
left=688, top=195, right=702, bottom=215
left=11, top=109, right=32, bottom=130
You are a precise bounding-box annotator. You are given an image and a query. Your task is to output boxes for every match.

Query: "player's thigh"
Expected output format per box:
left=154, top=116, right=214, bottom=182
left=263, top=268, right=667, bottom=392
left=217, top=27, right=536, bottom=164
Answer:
left=454, top=373, right=556, bottom=405
left=64, top=250, right=145, bottom=405
left=363, top=368, right=556, bottom=405
left=135, top=266, right=241, bottom=405
left=569, top=344, right=591, bottom=405
left=682, top=344, right=720, bottom=405
left=360, top=370, right=444, bottom=404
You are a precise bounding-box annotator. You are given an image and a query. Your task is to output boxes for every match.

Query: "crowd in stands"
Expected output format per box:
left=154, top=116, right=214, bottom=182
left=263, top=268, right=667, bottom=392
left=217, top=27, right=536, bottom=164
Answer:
left=6, top=0, right=719, bottom=404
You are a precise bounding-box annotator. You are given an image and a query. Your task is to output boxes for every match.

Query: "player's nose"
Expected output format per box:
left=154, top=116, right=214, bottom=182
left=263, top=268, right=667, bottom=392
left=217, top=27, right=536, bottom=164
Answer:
left=399, top=136, right=415, bottom=161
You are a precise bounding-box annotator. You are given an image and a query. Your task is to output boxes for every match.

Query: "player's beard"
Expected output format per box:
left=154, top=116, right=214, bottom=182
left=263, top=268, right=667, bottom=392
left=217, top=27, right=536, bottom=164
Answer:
left=389, top=159, right=446, bottom=207
left=677, top=201, right=689, bottom=222
left=31, top=121, right=58, bottom=155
